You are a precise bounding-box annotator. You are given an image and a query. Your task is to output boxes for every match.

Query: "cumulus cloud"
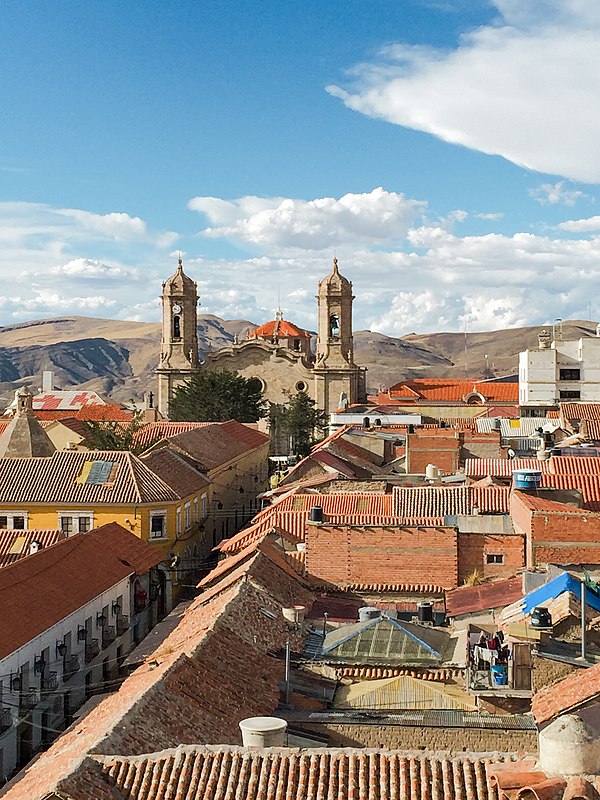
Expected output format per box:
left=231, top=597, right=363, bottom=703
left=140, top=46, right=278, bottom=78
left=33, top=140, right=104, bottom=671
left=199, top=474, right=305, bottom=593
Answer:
left=188, top=187, right=426, bottom=251
left=327, top=0, right=600, bottom=182
left=48, top=258, right=138, bottom=279
left=558, top=215, right=600, bottom=232
left=529, top=181, right=587, bottom=206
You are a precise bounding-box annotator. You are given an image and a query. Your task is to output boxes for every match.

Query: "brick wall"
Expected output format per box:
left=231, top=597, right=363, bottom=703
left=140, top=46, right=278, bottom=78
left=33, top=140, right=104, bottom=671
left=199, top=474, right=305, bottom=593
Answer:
left=297, top=721, right=537, bottom=753
left=406, top=431, right=460, bottom=475
left=458, top=532, right=525, bottom=583
left=531, top=512, right=600, bottom=565
left=305, top=525, right=458, bottom=588
left=459, top=431, right=502, bottom=465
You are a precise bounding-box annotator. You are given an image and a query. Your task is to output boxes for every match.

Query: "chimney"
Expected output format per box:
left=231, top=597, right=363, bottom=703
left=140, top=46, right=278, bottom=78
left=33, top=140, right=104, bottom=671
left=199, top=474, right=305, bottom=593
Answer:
left=42, top=371, right=54, bottom=392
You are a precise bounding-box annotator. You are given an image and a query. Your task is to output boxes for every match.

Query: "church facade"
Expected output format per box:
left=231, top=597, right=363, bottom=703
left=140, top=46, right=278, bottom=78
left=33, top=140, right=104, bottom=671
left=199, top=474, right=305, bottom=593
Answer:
left=156, top=257, right=367, bottom=419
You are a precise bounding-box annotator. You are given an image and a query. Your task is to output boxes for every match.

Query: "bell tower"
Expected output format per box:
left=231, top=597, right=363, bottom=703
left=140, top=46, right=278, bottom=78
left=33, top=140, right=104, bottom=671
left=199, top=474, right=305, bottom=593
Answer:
left=313, top=257, right=366, bottom=413
left=156, top=257, right=200, bottom=417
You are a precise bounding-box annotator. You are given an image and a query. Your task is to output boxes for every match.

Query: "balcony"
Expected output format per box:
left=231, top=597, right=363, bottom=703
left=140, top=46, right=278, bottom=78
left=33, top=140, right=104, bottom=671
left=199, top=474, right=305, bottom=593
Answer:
left=63, top=654, right=80, bottom=681
left=41, top=671, right=58, bottom=692
left=85, top=638, right=100, bottom=663
left=0, top=707, right=12, bottom=733
left=116, top=614, right=129, bottom=636
left=102, top=625, right=116, bottom=648
left=20, top=688, right=40, bottom=710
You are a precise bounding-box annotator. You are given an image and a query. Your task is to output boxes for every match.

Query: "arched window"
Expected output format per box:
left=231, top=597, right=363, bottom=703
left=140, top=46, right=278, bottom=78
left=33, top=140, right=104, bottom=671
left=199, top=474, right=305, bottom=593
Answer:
left=173, top=315, right=181, bottom=339
left=329, top=314, right=340, bottom=337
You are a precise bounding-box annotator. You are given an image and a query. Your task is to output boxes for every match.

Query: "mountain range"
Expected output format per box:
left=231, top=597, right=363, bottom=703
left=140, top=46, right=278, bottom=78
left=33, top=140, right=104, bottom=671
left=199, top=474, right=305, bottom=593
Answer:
left=0, top=315, right=596, bottom=407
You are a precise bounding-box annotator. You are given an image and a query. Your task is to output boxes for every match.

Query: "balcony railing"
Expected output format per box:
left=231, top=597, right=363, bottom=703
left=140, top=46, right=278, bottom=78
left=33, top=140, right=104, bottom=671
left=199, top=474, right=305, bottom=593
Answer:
left=0, top=707, right=12, bottom=733
left=63, top=654, right=80, bottom=681
left=20, top=688, right=40, bottom=710
left=41, top=671, right=58, bottom=692
left=116, top=614, right=129, bottom=636
left=85, top=638, right=100, bottom=663
left=102, top=625, right=116, bottom=648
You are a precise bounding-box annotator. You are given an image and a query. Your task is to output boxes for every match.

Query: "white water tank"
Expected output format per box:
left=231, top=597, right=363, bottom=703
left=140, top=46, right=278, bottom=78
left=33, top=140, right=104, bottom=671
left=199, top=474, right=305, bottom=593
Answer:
left=239, top=716, right=288, bottom=748
left=425, top=464, right=440, bottom=481
left=282, top=605, right=306, bottom=624
left=539, top=714, right=600, bottom=775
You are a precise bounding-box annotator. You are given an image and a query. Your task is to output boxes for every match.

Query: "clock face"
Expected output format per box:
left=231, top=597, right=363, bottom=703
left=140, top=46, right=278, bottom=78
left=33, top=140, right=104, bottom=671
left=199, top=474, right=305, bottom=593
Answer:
left=172, top=304, right=182, bottom=314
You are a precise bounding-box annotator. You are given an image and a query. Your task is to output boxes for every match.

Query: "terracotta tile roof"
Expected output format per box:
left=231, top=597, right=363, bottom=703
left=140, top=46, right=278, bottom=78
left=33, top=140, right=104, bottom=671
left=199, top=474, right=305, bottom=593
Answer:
left=394, top=486, right=510, bottom=517
left=579, top=419, right=600, bottom=441
left=0, top=544, right=316, bottom=800
left=465, top=458, right=550, bottom=478
left=131, top=421, right=212, bottom=450
left=0, top=450, right=181, bottom=505
left=561, top=402, right=600, bottom=422
left=0, top=528, right=65, bottom=567
left=0, top=523, right=162, bottom=660
left=140, top=447, right=210, bottom=497
left=248, top=317, right=311, bottom=338
left=312, top=581, right=448, bottom=593
left=532, top=658, right=600, bottom=725
left=446, top=576, right=523, bottom=618
left=51, top=746, right=515, bottom=800
left=387, top=378, right=519, bottom=403
left=550, top=455, right=600, bottom=475
left=513, top=490, right=597, bottom=514
left=47, top=415, right=92, bottom=439
left=394, top=486, right=470, bottom=517
left=143, top=420, right=269, bottom=471
left=540, top=474, right=600, bottom=511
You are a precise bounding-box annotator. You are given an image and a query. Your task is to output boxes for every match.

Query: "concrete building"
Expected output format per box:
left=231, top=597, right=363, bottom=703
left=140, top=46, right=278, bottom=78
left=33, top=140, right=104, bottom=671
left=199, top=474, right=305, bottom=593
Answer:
left=156, top=256, right=366, bottom=420
left=519, top=327, right=600, bottom=412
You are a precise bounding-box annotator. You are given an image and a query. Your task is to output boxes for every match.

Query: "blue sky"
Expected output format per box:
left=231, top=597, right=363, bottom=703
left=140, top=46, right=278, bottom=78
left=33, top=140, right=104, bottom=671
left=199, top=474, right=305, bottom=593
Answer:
left=2, top=0, right=600, bottom=334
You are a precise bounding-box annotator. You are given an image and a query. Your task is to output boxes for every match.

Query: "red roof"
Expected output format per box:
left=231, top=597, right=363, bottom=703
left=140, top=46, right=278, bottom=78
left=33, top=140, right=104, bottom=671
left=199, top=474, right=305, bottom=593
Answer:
left=0, top=529, right=65, bottom=568
left=533, top=659, right=600, bottom=725
left=386, top=379, right=519, bottom=404
left=248, top=318, right=310, bottom=339
left=446, top=575, right=523, bottom=618
left=0, top=523, right=162, bottom=660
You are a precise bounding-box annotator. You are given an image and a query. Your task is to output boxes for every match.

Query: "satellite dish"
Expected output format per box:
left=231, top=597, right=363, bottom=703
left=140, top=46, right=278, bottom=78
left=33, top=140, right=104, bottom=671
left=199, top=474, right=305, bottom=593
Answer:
left=507, top=448, right=516, bottom=459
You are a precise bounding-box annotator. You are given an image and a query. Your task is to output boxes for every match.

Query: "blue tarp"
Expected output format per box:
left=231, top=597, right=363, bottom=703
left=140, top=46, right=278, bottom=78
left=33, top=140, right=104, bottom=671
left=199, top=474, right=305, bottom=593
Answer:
left=522, top=572, right=600, bottom=615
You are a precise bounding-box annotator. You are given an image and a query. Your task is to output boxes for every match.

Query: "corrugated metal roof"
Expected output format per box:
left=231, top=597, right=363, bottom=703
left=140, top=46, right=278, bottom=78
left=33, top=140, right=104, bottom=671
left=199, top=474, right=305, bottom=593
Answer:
left=334, top=674, right=476, bottom=711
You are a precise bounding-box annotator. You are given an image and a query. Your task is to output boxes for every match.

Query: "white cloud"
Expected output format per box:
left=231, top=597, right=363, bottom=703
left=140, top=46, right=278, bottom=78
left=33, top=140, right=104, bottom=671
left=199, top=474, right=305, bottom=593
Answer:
left=327, top=0, right=600, bottom=182
left=48, top=258, right=137, bottom=279
left=475, top=212, right=505, bottom=221
left=188, top=187, right=426, bottom=251
left=529, top=181, right=587, bottom=206
left=558, top=215, right=600, bottom=232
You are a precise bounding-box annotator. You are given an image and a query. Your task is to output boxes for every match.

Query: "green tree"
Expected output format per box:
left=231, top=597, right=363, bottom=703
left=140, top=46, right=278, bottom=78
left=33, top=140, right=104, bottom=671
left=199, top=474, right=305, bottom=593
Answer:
left=276, top=391, right=328, bottom=456
left=170, top=370, right=266, bottom=422
left=85, top=418, right=144, bottom=453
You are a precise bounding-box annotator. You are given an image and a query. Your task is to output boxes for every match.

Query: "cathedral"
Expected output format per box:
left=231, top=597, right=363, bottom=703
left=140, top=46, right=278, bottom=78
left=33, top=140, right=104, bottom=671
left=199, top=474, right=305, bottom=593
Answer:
left=156, top=257, right=367, bottom=419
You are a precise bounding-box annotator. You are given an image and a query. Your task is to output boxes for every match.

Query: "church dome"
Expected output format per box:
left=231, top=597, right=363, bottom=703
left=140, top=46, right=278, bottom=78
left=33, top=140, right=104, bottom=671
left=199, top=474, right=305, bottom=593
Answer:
left=318, top=256, right=352, bottom=295
left=248, top=313, right=311, bottom=340
left=163, top=257, right=197, bottom=295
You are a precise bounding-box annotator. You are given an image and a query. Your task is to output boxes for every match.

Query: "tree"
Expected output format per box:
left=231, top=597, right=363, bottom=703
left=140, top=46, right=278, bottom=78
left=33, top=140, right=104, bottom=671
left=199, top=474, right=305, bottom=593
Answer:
left=169, top=370, right=266, bottom=422
left=85, top=418, right=145, bottom=453
left=275, top=390, right=329, bottom=456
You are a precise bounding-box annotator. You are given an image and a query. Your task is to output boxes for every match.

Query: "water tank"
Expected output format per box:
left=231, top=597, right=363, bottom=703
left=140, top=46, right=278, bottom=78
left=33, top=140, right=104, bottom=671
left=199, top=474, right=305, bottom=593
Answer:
left=282, top=604, right=306, bottom=624
left=358, top=606, right=381, bottom=622
left=417, top=601, right=434, bottom=623
left=539, top=714, right=600, bottom=775
left=531, top=606, right=552, bottom=628
left=308, top=505, right=323, bottom=523
left=512, top=469, right=542, bottom=490
left=425, top=464, right=440, bottom=481
left=239, top=716, right=288, bottom=748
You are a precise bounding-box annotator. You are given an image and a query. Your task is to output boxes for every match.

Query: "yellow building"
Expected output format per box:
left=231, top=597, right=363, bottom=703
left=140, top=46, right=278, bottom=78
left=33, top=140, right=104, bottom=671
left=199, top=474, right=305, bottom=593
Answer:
left=0, top=448, right=211, bottom=602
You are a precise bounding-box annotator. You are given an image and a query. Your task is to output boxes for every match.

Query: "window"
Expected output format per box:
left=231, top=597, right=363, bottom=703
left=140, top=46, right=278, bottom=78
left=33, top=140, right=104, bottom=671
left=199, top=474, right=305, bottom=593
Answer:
left=486, top=554, right=504, bottom=564
left=0, top=512, right=27, bottom=530
left=201, top=493, right=207, bottom=519
left=184, top=502, right=191, bottom=530
left=193, top=497, right=198, bottom=523
left=173, top=315, right=181, bottom=339
left=559, top=368, right=581, bottom=381
left=176, top=507, right=182, bottom=535
left=150, top=512, right=167, bottom=539
left=559, top=390, right=581, bottom=400
left=59, top=513, right=93, bottom=535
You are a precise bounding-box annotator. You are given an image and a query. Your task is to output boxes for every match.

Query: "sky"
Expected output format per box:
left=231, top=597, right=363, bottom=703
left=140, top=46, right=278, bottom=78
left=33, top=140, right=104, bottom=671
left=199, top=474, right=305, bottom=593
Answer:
left=2, top=0, right=600, bottom=336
